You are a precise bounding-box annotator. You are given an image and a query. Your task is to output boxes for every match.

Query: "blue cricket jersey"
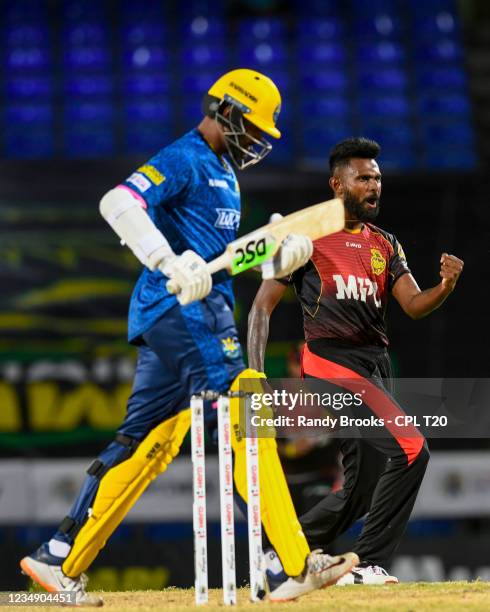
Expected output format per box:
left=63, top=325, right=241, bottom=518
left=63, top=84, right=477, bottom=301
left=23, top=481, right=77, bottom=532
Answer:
left=119, top=129, right=241, bottom=344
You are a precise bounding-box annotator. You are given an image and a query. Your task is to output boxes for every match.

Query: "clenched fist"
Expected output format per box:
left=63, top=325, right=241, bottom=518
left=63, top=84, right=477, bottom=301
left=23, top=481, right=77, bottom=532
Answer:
left=440, top=253, right=463, bottom=291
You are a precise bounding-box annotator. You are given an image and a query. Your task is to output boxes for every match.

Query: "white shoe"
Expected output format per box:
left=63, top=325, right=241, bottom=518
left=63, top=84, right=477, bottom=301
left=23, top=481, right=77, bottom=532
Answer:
left=336, top=564, right=399, bottom=585
left=269, top=551, right=359, bottom=602
left=20, top=545, right=103, bottom=607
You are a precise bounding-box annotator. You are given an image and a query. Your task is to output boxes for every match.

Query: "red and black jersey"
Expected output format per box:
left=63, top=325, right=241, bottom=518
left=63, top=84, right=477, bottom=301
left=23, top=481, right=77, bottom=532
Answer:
left=288, top=224, right=410, bottom=347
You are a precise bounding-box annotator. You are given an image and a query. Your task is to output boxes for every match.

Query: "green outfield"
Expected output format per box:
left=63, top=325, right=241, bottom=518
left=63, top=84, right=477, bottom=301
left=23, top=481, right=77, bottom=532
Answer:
left=3, top=582, right=490, bottom=611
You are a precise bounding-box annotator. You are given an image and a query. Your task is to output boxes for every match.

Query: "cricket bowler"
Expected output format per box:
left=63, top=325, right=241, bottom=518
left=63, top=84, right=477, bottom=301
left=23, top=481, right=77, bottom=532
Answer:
left=248, top=137, right=464, bottom=586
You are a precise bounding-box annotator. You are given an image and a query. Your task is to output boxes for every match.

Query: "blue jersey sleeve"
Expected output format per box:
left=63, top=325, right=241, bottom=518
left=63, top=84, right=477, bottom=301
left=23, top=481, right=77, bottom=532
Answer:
left=121, top=146, right=196, bottom=209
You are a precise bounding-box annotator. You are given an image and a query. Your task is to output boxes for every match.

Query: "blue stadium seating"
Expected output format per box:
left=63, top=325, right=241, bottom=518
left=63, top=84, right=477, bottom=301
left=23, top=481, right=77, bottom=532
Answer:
left=357, top=41, right=405, bottom=64
left=7, top=24, right=49, bottom=45
left=408, top=0, right=457, bottom=16
left=414, top=12, right=460, bottom=38
left=298, top=42, right=346, bottom=64
left=353, top=12, right=404, bottom=40
left=5, top=47, right=51, bottom=72
left=7, top=76, right=52, bottom=98
left=301, top=70, right=348, bottom=93
left=63, top=0, right=106, bottom=21
left=419, top=92, right=471, bottom=116
left=264, top=129, right=294, bottom=165
left=124, top=100, right=171, bottom=123
left=359, top=68, right=407, bottom=90
left=179, top=0, right=226, bottom=17
left=0, top=0, right=477, bottom=167
left=417, top=66, right=467, bottom=89
left=360, top=122, right=414, bottom=147
left=122, top=23, right=166, bottom=46
left=4, top=0, right=48, bottom=23
left=63, top=22, right=106, bottom=45
left=351, top=0, right=404, bottom=14
left=64, top=127, right=115, bottom=157
left=181, top=71, right=226, bottom=95
left=124, top=46, right=168, bottom=71
left=301, top=123, right=354, bottom=161
left=181, top=17, right=225, bottom=40
left=421, top=121, right=474, bottom=145
left=378, top=148, right=417, bottom=171
left=424, top=146, right=476, bottom=170
left=124, top=127, right=174, bottom=155
left=123, top=75, right=171, bottom=96
left=300, top=96, right=350, bottom=120
left=64, top=46, right=110, bottom=71
left=238, top=18, right=287, bottom=41
left=74, top=104, right=110, bottom=126
left=4, top=127, right=54, bottom=158
left=182, top=43, right=226, bottom=68
left=415, top=39, right=462, bottom=62
left=239, top=42, right=288, bottom=67
left=359, top=95, right=411, bottom=118
left=65, top=75, right=112, bottom=96
left=6, top=103, right=53, bottom=123
left=297, top=18, right=344, bottom=41
left=291, top=0, right=339, bottom=15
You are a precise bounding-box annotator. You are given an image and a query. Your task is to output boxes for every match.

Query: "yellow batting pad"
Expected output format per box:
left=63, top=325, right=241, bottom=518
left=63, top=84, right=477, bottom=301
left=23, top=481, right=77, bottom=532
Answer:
left=230, top=369, right=310, bottom=576
left=63, top=409, right=191, bottom=578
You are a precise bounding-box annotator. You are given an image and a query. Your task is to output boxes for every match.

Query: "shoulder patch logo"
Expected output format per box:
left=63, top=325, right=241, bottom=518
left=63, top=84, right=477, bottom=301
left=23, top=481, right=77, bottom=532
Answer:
left=215, top=208, right=240, bottom=230
left=397, top=243, right=407, bottom=261
left=370, top=248, right=386, bottom=275
left=137, top=165, right=165, bottom=185
left=127, top=172, right=152, bottom=192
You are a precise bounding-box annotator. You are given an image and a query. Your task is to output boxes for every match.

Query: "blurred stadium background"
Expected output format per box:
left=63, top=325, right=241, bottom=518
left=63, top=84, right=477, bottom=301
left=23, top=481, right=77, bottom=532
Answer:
left=0, top=0, right=489, bottom=592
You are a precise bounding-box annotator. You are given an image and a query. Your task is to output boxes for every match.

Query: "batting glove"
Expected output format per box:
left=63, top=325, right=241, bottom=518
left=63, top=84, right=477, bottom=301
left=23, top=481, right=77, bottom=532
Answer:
left=163, top=250, right=212, bottom=305
left=261, top=233, right=313, bottom=280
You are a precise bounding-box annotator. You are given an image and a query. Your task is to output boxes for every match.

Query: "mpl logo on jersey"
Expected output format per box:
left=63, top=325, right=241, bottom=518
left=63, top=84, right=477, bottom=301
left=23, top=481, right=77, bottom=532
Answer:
left=333, top=274, right=382, bottom=308
left=214, top=208, right=240, bottom=230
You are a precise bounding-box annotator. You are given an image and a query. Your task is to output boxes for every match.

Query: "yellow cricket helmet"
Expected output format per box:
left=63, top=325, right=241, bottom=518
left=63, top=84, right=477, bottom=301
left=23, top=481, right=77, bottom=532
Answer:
left=207, top=68, right=282, bottom=139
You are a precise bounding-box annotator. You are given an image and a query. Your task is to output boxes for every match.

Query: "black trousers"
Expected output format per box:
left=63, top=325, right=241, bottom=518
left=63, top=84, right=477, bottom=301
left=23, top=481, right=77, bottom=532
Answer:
left=298, top=340, right=430, bottom=566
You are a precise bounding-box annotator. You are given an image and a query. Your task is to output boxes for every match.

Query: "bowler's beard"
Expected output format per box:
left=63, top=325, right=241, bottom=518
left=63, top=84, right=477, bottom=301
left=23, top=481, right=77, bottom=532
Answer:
left=344, top=190, right=380, bottom=222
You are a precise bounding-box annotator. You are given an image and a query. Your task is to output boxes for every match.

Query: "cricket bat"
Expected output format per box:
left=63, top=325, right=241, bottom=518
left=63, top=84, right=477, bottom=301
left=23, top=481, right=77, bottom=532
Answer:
left=167, top=197, right=344, bottom=293
left=206, top=197, right=344, bottom=276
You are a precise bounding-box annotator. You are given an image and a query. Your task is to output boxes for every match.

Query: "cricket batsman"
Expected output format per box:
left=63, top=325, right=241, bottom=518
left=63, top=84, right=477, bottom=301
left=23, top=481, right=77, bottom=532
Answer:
left=20, top=69, right=357, bottom=605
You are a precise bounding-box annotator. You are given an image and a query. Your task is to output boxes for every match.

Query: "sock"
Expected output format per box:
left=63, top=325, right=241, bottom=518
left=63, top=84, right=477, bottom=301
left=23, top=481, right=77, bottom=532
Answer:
left=48, top=538, right=71, bottom=559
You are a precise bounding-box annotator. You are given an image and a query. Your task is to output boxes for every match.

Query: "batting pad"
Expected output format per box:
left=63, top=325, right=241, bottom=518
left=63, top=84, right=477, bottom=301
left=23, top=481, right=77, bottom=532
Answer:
left=230, top=369, right=310, bottom=576
left=62, top=409, right=191, bottom=578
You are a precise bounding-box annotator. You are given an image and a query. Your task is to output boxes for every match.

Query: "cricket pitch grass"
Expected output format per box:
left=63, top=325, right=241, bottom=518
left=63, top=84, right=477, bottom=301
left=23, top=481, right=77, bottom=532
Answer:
left=3, top=582, right=490, bottom=611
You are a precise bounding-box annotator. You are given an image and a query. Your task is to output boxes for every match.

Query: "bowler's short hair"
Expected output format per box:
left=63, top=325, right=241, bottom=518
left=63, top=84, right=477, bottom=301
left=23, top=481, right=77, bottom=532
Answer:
left=329, top=137, right=381, bottom=174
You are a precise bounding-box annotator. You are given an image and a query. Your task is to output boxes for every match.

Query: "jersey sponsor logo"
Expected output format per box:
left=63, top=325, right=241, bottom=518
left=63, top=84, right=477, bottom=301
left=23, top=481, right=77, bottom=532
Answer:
left=127, top=172, right=152, bottom=193
left=215, top=208, right=241, bottom=230
left=137, top=164, right=165, bottom=185
left=332, top=274, right=382, bottom=308
left=209, top=178, right=229, bottom=189
left=345, top=241, right=362, bottom=248
left=370, top=248, right=386, bottom=275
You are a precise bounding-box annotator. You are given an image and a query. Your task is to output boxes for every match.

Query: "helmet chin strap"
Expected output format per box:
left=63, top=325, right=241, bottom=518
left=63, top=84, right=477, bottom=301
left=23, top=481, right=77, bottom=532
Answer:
left=215, top=105, right=272, bottom=170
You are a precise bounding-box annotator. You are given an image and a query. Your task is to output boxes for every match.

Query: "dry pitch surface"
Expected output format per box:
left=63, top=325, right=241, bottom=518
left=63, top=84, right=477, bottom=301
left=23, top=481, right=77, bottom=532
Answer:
left=2, top=583, right=490, bottom=611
